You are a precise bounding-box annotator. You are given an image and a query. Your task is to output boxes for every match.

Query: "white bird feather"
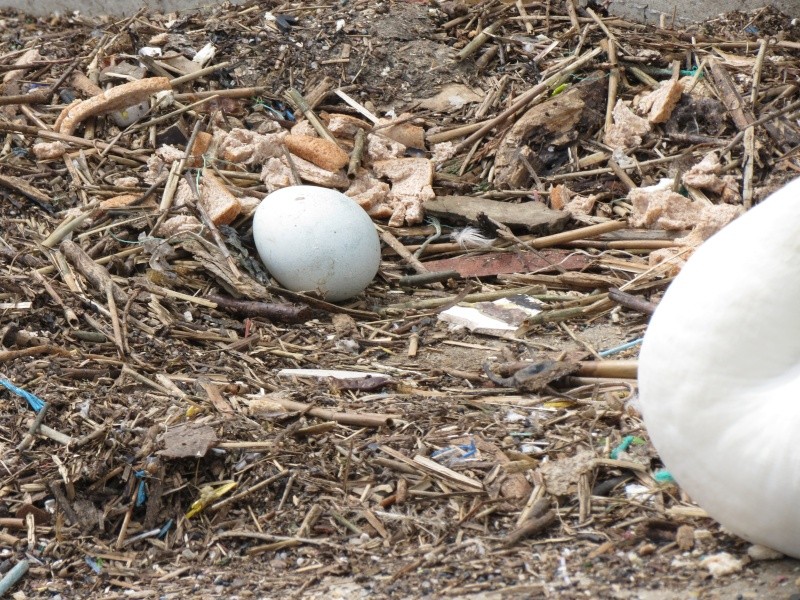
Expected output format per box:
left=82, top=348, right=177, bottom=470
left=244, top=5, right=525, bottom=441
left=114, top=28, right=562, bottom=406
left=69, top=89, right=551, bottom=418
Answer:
left=450, top=226, right=496, bottom=249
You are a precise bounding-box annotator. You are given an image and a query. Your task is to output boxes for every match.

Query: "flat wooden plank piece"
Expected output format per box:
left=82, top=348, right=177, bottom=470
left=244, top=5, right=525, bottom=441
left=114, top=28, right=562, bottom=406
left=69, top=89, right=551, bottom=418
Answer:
left=423, top=195, right=569, bottom=232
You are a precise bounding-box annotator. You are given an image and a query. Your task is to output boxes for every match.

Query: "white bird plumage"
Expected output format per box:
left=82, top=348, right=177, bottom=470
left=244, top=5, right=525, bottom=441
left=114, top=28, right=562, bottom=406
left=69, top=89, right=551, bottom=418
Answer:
left=638, top=176, right=800, bottom=558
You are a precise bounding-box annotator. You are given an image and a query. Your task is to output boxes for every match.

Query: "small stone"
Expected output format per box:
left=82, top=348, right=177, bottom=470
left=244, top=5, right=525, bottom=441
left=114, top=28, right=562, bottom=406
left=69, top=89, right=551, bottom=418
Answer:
left=694, top=528, right=714, bottom=543
left=676, top=525, right=695, bottom=551
left=700, top=552, right=744, bottom=578
left=638, top=543, right=657, bottom=556
left=627, top=551, right=644, bottom=566
left=747, top=544, right=784, bottom=561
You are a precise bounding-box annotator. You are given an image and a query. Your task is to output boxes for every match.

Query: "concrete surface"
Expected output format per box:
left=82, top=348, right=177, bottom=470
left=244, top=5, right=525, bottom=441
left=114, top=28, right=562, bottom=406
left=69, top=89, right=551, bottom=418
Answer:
left=605, top=0, right=799, bottom=24
left=0, top=0, right=798, bottom=21
left=0, top=0, right=227, bottom=16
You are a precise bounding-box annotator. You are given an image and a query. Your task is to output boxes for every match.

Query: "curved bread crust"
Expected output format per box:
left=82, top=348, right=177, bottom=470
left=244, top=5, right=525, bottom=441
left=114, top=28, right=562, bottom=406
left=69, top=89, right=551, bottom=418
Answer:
left=55, top=77, right=172, bottom=135
left=284, top=134, right=349, bottom=172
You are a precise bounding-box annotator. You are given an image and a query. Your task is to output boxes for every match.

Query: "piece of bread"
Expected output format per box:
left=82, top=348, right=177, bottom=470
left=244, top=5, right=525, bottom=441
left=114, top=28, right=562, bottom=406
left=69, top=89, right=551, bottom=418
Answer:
left=284, top=134, right=349, bottom=172
left=200, top=171, right=241, bottom=225
left=637, top=79, right=683, bottom=124
left=188, top=131, right=213, bottom=168
left=54, top=77, right=172, bottom=135
left=99, top=193, right=155, bottom=212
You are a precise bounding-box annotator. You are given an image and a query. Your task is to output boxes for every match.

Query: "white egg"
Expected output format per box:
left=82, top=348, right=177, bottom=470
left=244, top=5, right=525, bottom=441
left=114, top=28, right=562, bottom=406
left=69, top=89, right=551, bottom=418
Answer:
left=252, top=185, right=381, bottom=301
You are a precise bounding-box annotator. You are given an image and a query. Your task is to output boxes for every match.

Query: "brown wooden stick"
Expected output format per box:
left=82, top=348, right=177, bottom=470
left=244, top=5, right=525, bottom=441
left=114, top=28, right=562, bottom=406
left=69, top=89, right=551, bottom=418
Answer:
left=578, top=360, right=637, bottom=379
left=47, top=481, right=81, bottom=527
left=377, top=227, right=431, bottom=274
left=206, top=293, right=312, bottom=322
left=0, top=123, right=147, bottom=163
left=0, top=59, right=80, bottom=106
left=173, top=86, right=269, bottom=102
left=401, top=220, right=627, bottom=256
left=30, top=270, right=79, bottom=327
left=0, top=518, right=25, bottom=529
left=0, top=345, right=73, bottom=362
left=16, top=402, right=49, bottom=451
left=71, top=427, right=109, bottom=450
left=504, top=500, right=557, bottom=546
left=347, top=128, right=366, bottom=177
left=564, top=239, right=676, bottom=250
left=284, top=88, right=339, bottom=146
left=456, top=21, right=503, bottom=61
left=265, top=285, right=378, bottom=319
left=608, top=158, right=637, bottom=191
left=60, top=239, right=129, bottom=308
left=0, top=175, right=53, bottom=207
left=206, top=470, right=291, bottom=513
left=270, top=396, right=398, bottom=428
left=720, top=96, right=800, bottom=155
left=608, top=287, right=657, bottom=314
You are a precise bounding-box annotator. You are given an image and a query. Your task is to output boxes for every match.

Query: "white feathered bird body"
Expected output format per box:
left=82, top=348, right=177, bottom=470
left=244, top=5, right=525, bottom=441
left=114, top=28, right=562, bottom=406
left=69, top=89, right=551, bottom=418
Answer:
left=638, top=177, right=800, bottom=558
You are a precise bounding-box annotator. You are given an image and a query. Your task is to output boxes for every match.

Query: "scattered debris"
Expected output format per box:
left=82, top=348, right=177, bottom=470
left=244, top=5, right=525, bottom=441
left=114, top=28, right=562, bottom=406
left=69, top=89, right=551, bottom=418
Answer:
left=424, top=194, right=569, bottom=231
left=0, top=1, right=798, bottom=597
left=604, top=100, right=652, bottom=149
left=158, top=423, right=218, bottom=458
left=418, top=83, right=484, bottom=112
left=635, top=78, right=684, bottom=124
left=438, top=295, right=542, bottom=335
left=700, top=552, right=746, bottom=578
left=676, top=524, right=695, bottom=551
left=493, top=71, right=608, bottom=189
left=748, top=544, right=785, bottom=561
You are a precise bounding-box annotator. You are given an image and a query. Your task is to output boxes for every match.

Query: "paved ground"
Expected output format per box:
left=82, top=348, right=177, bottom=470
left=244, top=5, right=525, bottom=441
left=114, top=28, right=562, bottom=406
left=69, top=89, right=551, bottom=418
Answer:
left=1, top=0, right=206, bottom=16
left=0, top=0, right=205, bottom=15
left=605, top=0, right=799, bottom=23
left=1, top=0, right=798, bottom=21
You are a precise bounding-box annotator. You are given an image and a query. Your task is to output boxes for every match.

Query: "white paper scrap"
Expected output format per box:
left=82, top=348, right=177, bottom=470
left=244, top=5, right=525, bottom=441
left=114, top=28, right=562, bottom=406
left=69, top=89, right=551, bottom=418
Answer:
left=277, top=368, right=386, bottom=380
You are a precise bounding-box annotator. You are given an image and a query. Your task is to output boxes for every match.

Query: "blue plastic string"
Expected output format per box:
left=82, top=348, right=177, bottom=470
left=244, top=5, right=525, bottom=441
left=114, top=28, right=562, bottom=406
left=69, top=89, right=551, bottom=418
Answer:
left=599, top=338, right=643, bottom=358
left=610, top=435, right=635, bottom=459
left=654, top=469, right=675, bottom=484
left=0, top=377, right=45, bottom=412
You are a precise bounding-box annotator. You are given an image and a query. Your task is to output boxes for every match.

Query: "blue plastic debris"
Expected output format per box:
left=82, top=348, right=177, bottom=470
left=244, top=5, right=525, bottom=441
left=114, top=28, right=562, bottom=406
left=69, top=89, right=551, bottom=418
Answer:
left=599, top=338, right=643, bottom=358
left=431, top=438, right=477, bottom=465
left=0, top=377, right=45, bottom=412
left=158, top=519, right=174, bottom=539
left=653, top=469, right=675, bottom=484
left=134, top=470, right=149, bottom=507
left=85, top=557, right=103, bottom=574
left=610, top=435, right=645, bottom=459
